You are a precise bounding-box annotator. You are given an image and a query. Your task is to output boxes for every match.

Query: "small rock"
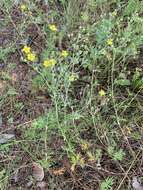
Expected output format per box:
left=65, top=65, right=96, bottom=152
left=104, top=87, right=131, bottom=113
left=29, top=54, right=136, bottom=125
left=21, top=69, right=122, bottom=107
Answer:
left=0, top=134, right=15, bottom=144
left=12, top=169, right=19, bottom=183
left=25, top=181, right=33, bottom=188
left=36, top=181, right=47, bottom=190
left=132, top=177, right=143, bottom=190
left=32, top=162, right=44, bottom=181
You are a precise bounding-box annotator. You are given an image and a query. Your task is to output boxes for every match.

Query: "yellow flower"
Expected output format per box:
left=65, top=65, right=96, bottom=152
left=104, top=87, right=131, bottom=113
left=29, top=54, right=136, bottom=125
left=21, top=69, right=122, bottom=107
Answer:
left=43, top=59, right=56, bottom=68
left=106, top=52, right=112, bottom=60
left=22, top=45, right=31, bottom=54
left=81, top=142, right=90, bottom=151
left=107, top=38, right=113, bottom=46
left=71, top=164, right=76, bottom=172
left=28, top=11, right=32, bottom=16
left=27, top=53, right=36, bottom=62
left=69, top=74, right=78, bottom=82
left=79, top=156, right=85, bottom=168
left=20, top=4, right=27, bottom=12
left=99, top=89, right=106, bottom=97
left=61, top=50, right=69, bottom=58
left=87, top=152, right=95, bottom=162
left=112, top=10, right=117, bottom=16
left=49, top=24, right=57, bottom=32
left=126, top=127, right=132, bottom=135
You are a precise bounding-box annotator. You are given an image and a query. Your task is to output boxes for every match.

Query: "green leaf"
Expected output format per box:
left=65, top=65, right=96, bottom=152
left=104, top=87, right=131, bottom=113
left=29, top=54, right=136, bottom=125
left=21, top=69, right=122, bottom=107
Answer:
left=123, top=0, right=139, bottom=16
left=0, top=169, right=6, bottom=180
left=113, top=149, right=125, bottom=161
left=96, top=19, right=113, bottom=45
left=100, top=177, right=114, bottom=190
left=133, top=70, right=140, bottom=81
left=7, top=87, right=18, bottom=96
left=115, top=79, right=130, bottom=86
left=32, top=117, right=47, bottom=129
left=107, top=146, right=115, bottom=156
left=81, top=12, right=89, bottom=22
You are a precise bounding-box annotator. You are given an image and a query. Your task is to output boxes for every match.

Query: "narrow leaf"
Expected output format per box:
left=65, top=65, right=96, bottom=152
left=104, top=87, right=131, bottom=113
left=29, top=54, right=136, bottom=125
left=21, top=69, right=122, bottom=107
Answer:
left=115, top=79, right=130, bottom=86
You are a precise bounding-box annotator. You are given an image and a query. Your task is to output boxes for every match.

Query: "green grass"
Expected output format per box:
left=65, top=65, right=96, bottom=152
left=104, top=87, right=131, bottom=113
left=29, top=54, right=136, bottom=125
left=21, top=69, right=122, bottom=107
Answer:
left=0, top=0, right=143, bottom=189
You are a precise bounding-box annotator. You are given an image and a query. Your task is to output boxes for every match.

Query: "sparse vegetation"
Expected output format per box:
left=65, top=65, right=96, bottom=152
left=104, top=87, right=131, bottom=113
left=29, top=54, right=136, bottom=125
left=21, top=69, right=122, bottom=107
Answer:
left=0, top=0, right=143, bottom=189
